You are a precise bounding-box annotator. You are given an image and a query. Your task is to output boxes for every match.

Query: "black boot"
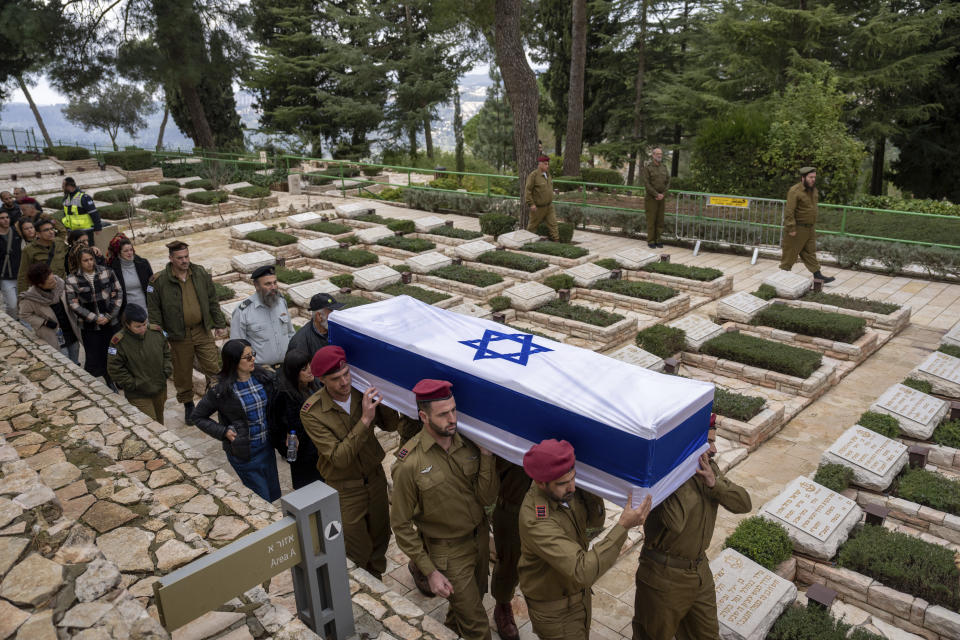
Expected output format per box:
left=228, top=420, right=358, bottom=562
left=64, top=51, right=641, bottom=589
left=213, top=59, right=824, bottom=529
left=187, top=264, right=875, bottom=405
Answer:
left=813, top=270, right=836, bottom=284
left=184, top=401, right=196, bottom=426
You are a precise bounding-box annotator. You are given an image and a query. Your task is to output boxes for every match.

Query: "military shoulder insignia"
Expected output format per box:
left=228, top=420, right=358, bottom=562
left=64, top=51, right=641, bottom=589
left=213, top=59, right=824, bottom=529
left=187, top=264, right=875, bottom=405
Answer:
left=107, top=347, right=117, bottom=355
left=239, top=298, right=253, bottom=310
left=420, top=465, right=432, bottom=474
left=301, top=401, right=312, bottom=412
left=110, top=333, right=122, bottom=345
left=397, top=447, right=408, bottom=460
left=535, top=504, right=547, bottom=519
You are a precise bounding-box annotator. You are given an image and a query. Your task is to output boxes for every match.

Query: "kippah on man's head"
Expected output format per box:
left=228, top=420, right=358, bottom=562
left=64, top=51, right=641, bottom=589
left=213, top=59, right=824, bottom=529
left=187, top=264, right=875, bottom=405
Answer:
left=166, top=240, right=189, bottom=253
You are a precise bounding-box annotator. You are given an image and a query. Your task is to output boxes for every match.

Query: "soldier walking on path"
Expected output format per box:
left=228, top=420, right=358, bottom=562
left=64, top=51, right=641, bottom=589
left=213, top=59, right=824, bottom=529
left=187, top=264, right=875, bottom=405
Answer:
left=525, top=155, right=559, bottom=242
left=490, top=459, right=531, bottom=640
left=631, top=416, right=751, bottom=640
left=230, top=265, right=294, bottom=368
left=780, top=167, right=835, bottom=283
left=518, top=439, right=652, bottom=640
left=147, top=241, right=227, bottom=425
left=390, top=379, right=499, bottom=640
left=642, top=147, right=670, bottom=249
left=107, top=304, right=172, bottom=424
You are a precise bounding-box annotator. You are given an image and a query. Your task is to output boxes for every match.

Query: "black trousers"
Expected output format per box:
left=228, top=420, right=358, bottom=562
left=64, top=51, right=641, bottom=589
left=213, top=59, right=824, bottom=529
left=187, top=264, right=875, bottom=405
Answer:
left=81, top=327, right=113, bottom=384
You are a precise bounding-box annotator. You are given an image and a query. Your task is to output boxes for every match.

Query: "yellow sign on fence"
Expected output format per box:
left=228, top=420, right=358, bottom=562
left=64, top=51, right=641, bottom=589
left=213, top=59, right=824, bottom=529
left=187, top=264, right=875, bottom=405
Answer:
left=708, top=196, right=750, bottom=208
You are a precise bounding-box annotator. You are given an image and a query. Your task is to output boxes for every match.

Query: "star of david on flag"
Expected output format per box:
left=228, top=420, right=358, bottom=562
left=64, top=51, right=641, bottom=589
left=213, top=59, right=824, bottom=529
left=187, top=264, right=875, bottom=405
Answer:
left=459, top=328, right=553, bottom=366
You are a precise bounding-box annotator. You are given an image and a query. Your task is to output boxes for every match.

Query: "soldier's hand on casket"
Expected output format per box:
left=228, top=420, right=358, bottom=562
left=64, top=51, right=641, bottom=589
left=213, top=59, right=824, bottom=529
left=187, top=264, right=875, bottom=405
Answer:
left=360, top=387, right=382, bottom=427
left=618, top=492, right=653, bottom=529
left=695, top=452, right=716, bottom=488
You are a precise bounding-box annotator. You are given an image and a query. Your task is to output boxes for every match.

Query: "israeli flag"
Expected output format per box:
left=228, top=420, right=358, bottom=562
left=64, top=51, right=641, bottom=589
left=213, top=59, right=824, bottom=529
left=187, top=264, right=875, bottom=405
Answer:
left=329, top=295, right=712, bottom=507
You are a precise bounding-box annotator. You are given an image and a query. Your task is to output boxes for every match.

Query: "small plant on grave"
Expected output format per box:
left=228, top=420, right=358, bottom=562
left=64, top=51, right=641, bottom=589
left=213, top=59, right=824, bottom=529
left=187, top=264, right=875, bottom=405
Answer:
left=768, top=604, right=884, bottom=640
left=339, top=293, right=373, bottom=308
left=329, top=274, right=354, bottom=288
left=712, top=388, right=766, bottom=422
left=94, top=188, right=135, bottom=203
left=593, top=258, right=620, bottom=270
left=379, top=283, right=450, bottom=305
left=895, top=467, right=960, bottom=516
left=184, top=178, right=214, bottom=190
left=535, top=300, right=625, bottom=328
left=214, top=282, right=236, bottom=301
left=800, top=291, right=901, bottom=315
left=543, top=274, right=576, bottom=291
left=635, top=325, right=686, bottom=359
left=478, top=251, right=549, bottom=273
left=376, top=236, right=435, bottom=253
left=752, top=284, right=778, bottom=300
left=186, top=190, right=229, bottom=205
left=593, top=279, right=676, bottom=302
left=813, top=463, right=854, bottom=493
left=355, top=213, right=390, bottom=224
left=937, top=344, right=960, bottom=359
left=520, top=241, right=589, bottom=259
left=534, top=221, right=575, bottom=243
left=316, top=248, right=379, bottom=268
left=305, top=221, right=352, bottom=235
left=642, top=262, right=724, bottom=281
left=140, top=183, right=180, bottom=197
left=140, top=195, right=182, bottom=212
left=391, top=264, right=411, bottom=273
left=275, top=266, right=313, bottom=284
left=723, top=516, right=793, bottom=570
left=478, top=212, right=517, bottom=238
left=246, top=229, right=297, bottom=247
left=428, top=265, right=504, bottom=287
left=386, top=219, right=416, bottom=234
left=700, top=332, right=822, bottom=379
left=426, top=226, right=483, bottom=240
left=857, top=411, right=901, bottom=439
left=932, top=419, right=960, bottom=448
left=489, top=295, right=511, bottom=312
left=751, top=305, right=866, bottom=343
left=98, top=203, right=136, bottom=221
left=233, top=185, right=271, bottom=199
left=901, top=377, right=933, bottom=395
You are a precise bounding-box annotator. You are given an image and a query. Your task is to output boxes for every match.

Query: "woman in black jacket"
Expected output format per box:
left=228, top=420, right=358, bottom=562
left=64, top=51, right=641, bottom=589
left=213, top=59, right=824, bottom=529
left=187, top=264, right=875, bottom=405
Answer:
left=270, top=349, right=324, bottom=490
left=192, top=339, right=282, bottom=502
left=109, top=238, right=153, bottom=316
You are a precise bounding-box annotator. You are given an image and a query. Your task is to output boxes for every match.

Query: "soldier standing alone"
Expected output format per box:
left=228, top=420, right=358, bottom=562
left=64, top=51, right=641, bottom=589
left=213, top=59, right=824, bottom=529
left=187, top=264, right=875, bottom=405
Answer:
left=642, top=147, right=670, bottom=249
left=525, top=155, right=559, bottom=242
left=780, top=166, right=835, bottom=283
left=107, top=303, right=172, bottom=424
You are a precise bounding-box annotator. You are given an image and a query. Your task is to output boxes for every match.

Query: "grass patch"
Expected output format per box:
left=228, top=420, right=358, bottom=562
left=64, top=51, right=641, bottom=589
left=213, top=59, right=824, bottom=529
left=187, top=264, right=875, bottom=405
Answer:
left=316, top=248, right=378, bottom=267
left=214, top=282, right=236, bottom=301
left=933, top=420, right=960, bottom=448
left=521, top=241, right=589, bottom=259
left=376, top=236, right=436, bottom=253
left=723, top=516, right=793, bottom=570
left=902, top=377, right=933, bottom=395
left=800, top=290, right=901, bottom=315
left=478, top=251, right=549, bottom=273
left=543, top=274, right=575, bottom=290
left=140, top=183, right=180, bottom=197
left=329, top=274, right=354, bottom=288
left=895, top=467, right=960, bottom=516
left=425, top=226, right=483, bottom=240
left=386, top=219, right=415, bottom=234
left=355, top=213, right=390, bottom=224
left=713, top=388, right=766, bottom=422
left=233, top=185, right=271, bottom=198
left=593, top=258, right=620, bottom=270
left=276, top=266, right=313, bottom=284
left=752, top=284, right=779, bottom=300
left=305, top=221, right=352, bottom=235
left=380, top=283, right=450, bottom=304
left=635, top=325, right=685, bottom=358
left=768, top=604, right=884, bottom=640
left=751, top=304, right=866, bottom=343
left=593, top=279, right=676, bottom=302
left=184, top=179, right=213, bottom=190
left=186, top=190, right=229, bottom=205
left=339, top=294, right=373, bottom=309
left=643, top=262, right=724, bottom=281
left=489, top=296, right=511, bottom=312
left=857, top=411, right=901, bottom=439
left=246, top=229, right=297, bottom=246
left=140, top=195, right=182, bottom=212
left=429, top=265, right=504, bottom=287
left=391, top=264, right=410, bottom=272
left=701, top=332, right=822, bottom=379
left=94, top=188, right=135, bottom=203
left=536, top=300, right=625, bottom=327
left=814, top=463, right=854, bottom=493
left=938, top=344, right=960, bottom=359
left=98, top=203, right=136, bottom=220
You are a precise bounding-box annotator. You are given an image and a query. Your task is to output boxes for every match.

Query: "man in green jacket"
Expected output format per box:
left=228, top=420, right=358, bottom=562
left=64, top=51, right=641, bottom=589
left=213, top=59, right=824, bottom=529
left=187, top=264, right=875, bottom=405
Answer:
left=17, top=218, right=67, bottom=294
left=525, top=155, right=559, bottom=241
left=642, top=147, right=670, bottom=248
left=781, top=166, right=835, bottom=283
left=147, top=241, right=227, bottom=425
left=107, top=304, right=172, bottom=424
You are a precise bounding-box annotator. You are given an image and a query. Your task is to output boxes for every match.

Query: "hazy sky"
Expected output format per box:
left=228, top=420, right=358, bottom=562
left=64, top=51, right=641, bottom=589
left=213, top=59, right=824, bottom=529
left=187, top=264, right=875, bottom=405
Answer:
left=9, top=77, right=64, bottom=105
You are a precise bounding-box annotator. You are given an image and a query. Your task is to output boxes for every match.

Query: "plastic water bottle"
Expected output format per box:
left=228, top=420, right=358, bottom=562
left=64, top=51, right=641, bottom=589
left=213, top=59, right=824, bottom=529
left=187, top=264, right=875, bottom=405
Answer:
left=56, top=328, right=65, bottom=347
left=286, top=430, right=298, bottom=462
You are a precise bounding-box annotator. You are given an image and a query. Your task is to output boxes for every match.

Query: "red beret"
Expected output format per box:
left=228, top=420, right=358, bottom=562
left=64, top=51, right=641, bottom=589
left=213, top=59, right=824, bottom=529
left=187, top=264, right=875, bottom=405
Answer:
left=413, top=379, right=453, bottom=403
left=311, top=345, right=347, bottom=377
left=523, top=439, right=576, bottom=483
left=537, top=155, right=550, bottom=163
left=710, top=413, right=717, bottom=428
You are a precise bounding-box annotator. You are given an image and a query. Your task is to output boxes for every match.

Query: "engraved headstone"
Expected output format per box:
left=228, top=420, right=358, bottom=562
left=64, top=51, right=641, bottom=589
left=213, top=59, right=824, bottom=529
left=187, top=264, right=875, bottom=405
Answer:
left=497, top=229, right=540, bottom=250
left=455, top=240, right=498, bottom=261
left=230, top=221, right=268, bottom=239
left=175, top=176, right=203, bottom=185
left=287, top=212, right=325, bottom=229
left=821, top=426, right=908, bottom=491
left=353, top=265, right=402, bottom=291
left=180, top=188, right=207, bottom=197
left=614, top=247, right=659, bottom=270
left=354, top=226, right=394, bottom=244
left=447, top=303, right=493, bottom=320
left=911, top=351, right=960, bottom=399
left=762, top=271, right=811, bottom=299
left=758, top=477, right=861, bottom=559
left=868, top=383, right=949, bottom=440
left=287, top=174, right=302, bottom=196
left=230, top=251, right=276, bottom=274
left=297, top=237, right=340, bottom=258
left=333, top=202, right=375, bottom=219
left=287, top=280, right=340, bottom=307
left=406, top=252, right=452, bottom=275
left=607, top=345, right=665, bottom=372
left=717, top=292, right=772, bottom=323
left=943, top=321, right=960, bottom=348
left=711, top=549, right=797, bottom=640
left=224, top=182, right=254, bottom=192
left=414, top=216, right=446, bottom=233
left=505, top=281, right=558, bottom=311
left=565, top=263, right=611, bottom=288
left=668, top=315, right=724, bottom=351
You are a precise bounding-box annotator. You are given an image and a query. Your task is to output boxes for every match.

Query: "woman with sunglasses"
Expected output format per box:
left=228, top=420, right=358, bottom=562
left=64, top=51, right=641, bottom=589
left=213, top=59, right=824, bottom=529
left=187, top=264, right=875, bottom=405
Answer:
left=192, top=339, right=282, bottom=501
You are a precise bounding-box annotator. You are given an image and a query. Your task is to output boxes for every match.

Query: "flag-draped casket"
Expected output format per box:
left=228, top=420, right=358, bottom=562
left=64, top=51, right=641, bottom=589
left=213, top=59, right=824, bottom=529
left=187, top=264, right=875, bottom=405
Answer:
left=328, top=296, right=712, bottom=507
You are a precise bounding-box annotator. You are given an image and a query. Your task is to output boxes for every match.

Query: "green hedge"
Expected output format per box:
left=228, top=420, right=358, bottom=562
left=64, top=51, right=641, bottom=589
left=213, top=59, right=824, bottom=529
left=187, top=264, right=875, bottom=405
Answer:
left=429, top=265, right=504, bottom=287
left=94, top=188, right=135, bottom=203
left=159, top=179, right=181, bottom=186
left=305, top=221, right=352, bottom=235
left=580, top=167, right=625, bottom=186
left=276, top=266, right=313, bottom=284
left=858, top=411, right=901, bottom=438
left=214, top=282, right=236, bottom=301
left=642, top=262, right=724, bottom=281
left=140, top=184, right=180, bottom=197
left=896, top=467, right=960, bottom=516
left=837, top=524, right=959, bottom=611
left=521, top=241, right=589, bottom=259
left=543, top=274, right=576, bottom=290
left=233, top=185, right=272, bottom=198
left=184, top=179, right=213, bottom=190
left=329, top=274, right=354, bottom=288
left=635, top=325, right=686, bottom=358
left=103, top=149, right=152, bottom=170
left=479, top=212, right=517, bottom=238
left=901, top=377, right=933, bottom=395
left=44, top=145, right=89, bottom=160
left=140, top=195, right=182, bottom=212
left=536, top=300, right=625, bottom=327
left=852, top=194, right=960, bottom=217
left=305, top=172, right=334, bottom=185
left=355, top=213, right=390, bottom=224
left=44, top=196, right=63, bottom=209
left=385, top=219, right=414, bottom=234
left=391, top=264, right=410, bottom=272
left=593, top=279, right=676, bottom=302
left=376, top=236, right=435, bottom=253
left=316, top=248, right=378, bottom=267
left=801, top=290, right=900, bottom=315
left=247, top=230, right=297, bottom=246
left=380, top=283, right=450, bottom=304
left=713, top=388, right=766, bottom=422
left=723, top=516, right=793, bottom=570
left=593, top=258, right=620, bottom=270
left=186, top=190, right=229, bottom=205
left=753, top=284, right=778, bottom=300
left=701, top=332, right=822, bottom=378
left=768, top=604, right=884, bottom=640
left=489, top=295, right=511, bottom=312
left=814, top=463, right=854, bottom=493
left=425, top=225, right=483, bottom=240
left=98, top=203, right=135, bottom=220
left=751, top=304, right=866, bottom=343
left=535, top=221, right=575, bottom=243
left=938, top=344, right=960, bottom=359
left=478, top=251, right=549, bottom=273
left=933, top=420, right=960, bottom=448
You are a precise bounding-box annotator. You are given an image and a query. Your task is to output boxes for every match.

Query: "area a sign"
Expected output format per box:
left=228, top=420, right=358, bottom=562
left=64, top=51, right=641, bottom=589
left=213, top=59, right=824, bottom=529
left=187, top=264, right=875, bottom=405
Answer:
left=708, top=196, right=750, bottom=208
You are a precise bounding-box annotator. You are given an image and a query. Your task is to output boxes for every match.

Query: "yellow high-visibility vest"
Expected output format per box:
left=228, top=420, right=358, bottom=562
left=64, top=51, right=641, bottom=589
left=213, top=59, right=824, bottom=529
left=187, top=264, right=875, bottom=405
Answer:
left=62, top=190, right=94, bottom=230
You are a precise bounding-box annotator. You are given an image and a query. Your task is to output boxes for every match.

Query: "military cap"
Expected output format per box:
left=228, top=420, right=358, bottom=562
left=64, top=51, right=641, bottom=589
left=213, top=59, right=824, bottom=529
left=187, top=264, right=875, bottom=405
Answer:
left=412, top=379, right=453, bottom=403
left=166, top=240, right=189, bottom=252
left=799, top=166, right=816, bottom=176
left=124, top=303, right=148, bottom=323
left=523, top=439, right=575, bottom=483
left=309, top=293, right=345, bottom=311
left=537, top=155, right=550, bottom=163
left=250, top=265, right=276, bottom=280
left=311, top=345, right=347, bottom=377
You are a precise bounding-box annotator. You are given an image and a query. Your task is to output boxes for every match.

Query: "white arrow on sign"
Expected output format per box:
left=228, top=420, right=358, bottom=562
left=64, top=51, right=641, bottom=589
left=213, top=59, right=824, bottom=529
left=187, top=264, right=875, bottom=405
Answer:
left=324, top=520, right=342, bottom=542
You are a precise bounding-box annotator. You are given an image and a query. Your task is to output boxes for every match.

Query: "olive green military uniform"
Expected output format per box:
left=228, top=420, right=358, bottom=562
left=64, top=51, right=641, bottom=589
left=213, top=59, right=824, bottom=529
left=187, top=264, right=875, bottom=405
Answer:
left=491, top=459, right=532, bottom=604
left=390, top=430, right=499, bottom=640
left=17, top=238, right=68, bottom=294
left=525, top=168, right=559, bottom=241
left=299, top=388, right=412, bottom=577
left=780, top=182, right=820, bottom=273
left=147, top=263, right=225, bottom=404
left=631, top=461, right=751, bottom=640
left=642, top=161, right=671, bottom=245
left=107, top=324, right=172, bottom=424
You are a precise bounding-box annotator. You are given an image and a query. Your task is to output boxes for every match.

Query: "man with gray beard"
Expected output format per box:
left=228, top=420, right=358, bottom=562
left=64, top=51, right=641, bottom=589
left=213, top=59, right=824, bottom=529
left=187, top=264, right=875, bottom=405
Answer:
left=230, top=265, right=294, bottom=368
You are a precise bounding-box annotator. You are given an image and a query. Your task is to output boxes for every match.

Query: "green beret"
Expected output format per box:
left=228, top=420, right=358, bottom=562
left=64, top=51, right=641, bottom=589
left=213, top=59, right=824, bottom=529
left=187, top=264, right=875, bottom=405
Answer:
left=799, top=166, right=816, bottom=176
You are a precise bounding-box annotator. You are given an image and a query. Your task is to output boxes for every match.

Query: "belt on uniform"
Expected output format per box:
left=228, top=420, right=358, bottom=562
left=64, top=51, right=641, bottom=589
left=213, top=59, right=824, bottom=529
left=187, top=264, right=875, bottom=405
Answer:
left=641, top=547, right=704, bottom=570
left=524, top=590, right=586, bottom=612
left=333, top=476, right=370, bottom=490
left=795, top=222, right=814, bottom=227
left=425, top=525, right=479, bottom=546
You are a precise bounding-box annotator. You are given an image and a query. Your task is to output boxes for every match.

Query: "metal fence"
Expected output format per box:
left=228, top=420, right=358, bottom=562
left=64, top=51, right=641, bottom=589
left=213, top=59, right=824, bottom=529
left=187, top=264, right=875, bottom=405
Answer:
left=0, top=129, right=40, bottom=152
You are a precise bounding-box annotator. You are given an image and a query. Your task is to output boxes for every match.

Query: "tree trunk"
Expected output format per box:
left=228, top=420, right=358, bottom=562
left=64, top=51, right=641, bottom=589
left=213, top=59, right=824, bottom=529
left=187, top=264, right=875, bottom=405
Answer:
left=554, top=130, right=563, bottom=158
left=156, top=103, right=169, bottom=151
left=408, top=125, right=418, bottom=158
left=178, top=80, right=215, bottom=149
left=424, top=117, right=434, bottom=159
left=454, top=90, right=465, bottom=174
left=627, top=0, right=648, bottom=186
left=494, top=0, right=540, bottom=228
left=16, top=75, right=53, bottom=149
left=562, top=0, right=587, bottom=177
left=671, top=124, right=681, bottom=177
left=110, top=133, right=119, bottom=152
left=870, top=136, right=886, bottom=195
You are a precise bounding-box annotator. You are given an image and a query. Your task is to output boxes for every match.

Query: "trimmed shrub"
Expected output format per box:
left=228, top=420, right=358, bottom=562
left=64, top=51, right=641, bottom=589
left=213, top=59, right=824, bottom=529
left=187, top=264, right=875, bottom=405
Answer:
left=425, top=225, right=483, bottom=240
left=535, top=221, right=575, bottom=243
left=489, top=296, right=511, bottom=312
left=373, top=187, right=405, bottom=201
left=376, top=236, right=436, bottom=253
left=103, top=149, right=152, bottom=170
left=386, top=219, right=416, bottom=234
left=751, top=304, right=866, bottom=343
left=428, top=176, right=460, bottom=191
left=339, top=293, right=373, bottom=309
left=276, top=266, right=313, bottom=284
left=94, top=189, right=135, bottom=203
left=593, top=279, right=676, bottom=302
left=44, top=196, right=63, bottom=209
left=98, top=203, right=135, bottom=220
left=580, top=167, right=625, bottom=186
left=233, top=185, right=271, bottom=198
left=642, top=262, right=724, bottom=281
left=478, top=251, right=549, bottom=273
left=355, top=213, right=390, bottom=224
left=140, top=184, right=180, bottom=197
left=184, top=179, right=213, bottom=190
left=939, top=344, right=960, bottom=359
left=814, top=463, right=854, bottom=493
left=635, top=325, right=686, bottom=358
left=837, top=524, right=959, bottom=611
left=701, top=332, right=822, bottom=379
left=520, top=241, right=589, bottom=259
left=479, top=212, right=517, bottom=238
left=246, top=230, right=296, bottom=246
left=536, top=300, right=625, bottom=327
left=140, top=196, right=182, bottom=212
left=933, top=420, right=960, bottom=448
left=768, top=604, right=884, bottom=640
left=316, top=248, right=378, bottom=267
left=713, top=388, right=766, bottom=422
left=543, top=274, right=576, bottom=291
left=752, top=284, right=778, bottom=300
left=902, top=377, right=933, bottom=394
left=44, top=145, right=89, bottom=160
left=380, top=283, right=450, bottom=304
left=801, top=290, right=901, bottom=315
left=329, top=274, right=354, bottom=288
left=362, top=167, right=381, bottom=177
left=723, top=516, right=793, bottom=570
left=159, top=180, right=181, bottom=186
left=896, top=467, right=960, bottom=516
left=305, top=172, right=334, bottom=185
left=160, top=162, right=198, bottom=178
left=305, top=221, right=352, bottom=235
left=593, top=258, right=620, bottom=270
left=858, top=411, right=901, bottom=439
left=429, top=265, right=504, bottom=287
left=186, top=190, right=229, bottom=205
left=214, top=282, right=236, bottom=301
left=391, top=264, right=411, bottom=272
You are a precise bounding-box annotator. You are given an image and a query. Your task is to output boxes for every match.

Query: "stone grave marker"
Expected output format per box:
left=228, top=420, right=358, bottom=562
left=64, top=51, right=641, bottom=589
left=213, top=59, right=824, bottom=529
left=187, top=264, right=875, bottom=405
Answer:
left=287, top=212, right=325, bottom=229
left=287, top=173, right=301, bottom=195
left=354, top=226, right=394, bottom=244
left=505, top=281, right=558, bottom=311
left=711, top=548, right=797, bottom=640
left=911, top=351, right=960, bottom=398
left=868, top=383, right=949, bottom=440
left=353, top=265, right=401, bottom=291
left=716, top=292, right=772, bottom=323
left=230, top=221, right=268, bottom=239
left=136, top=181, right=160, bottom=188
left=758, top=477, right=861, bottom=559
left=943, top=320, right=960, bottom=348
left=406, top=252, right=452, bottom=275
left=224, top=181, right=254, bottom=191
left=129, top=195, right=152, bottom=208
left=447, top=303, right=493, bottom=320
left=288, top=280, right=340, bottom=307
left=607, top=345, right=665, bottom=372
left=414, top=216, right=446, bottom=233
left=179, top=188, right=207, bottom=197
left=614, top=247, right=660, bottom=270
left=565, top=263, right=611, bottom=288
left=497, top=229, right=540, bottom=249
left=297, top=237, right=340, bottom=258
left=221, top=299, right=243, bottom=323
left=668, top=315, right=724, bottom=351
left=821, top=426, right=908, bottom=491
left=333, top=202, right=374, bottom=219
left=761, top=271, right=811, bottom=299
left=455, top=240, right=497, bottom=261
left=175, top=176, right=202, bottom=185
left=230, top=251, right=275, bottom=274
